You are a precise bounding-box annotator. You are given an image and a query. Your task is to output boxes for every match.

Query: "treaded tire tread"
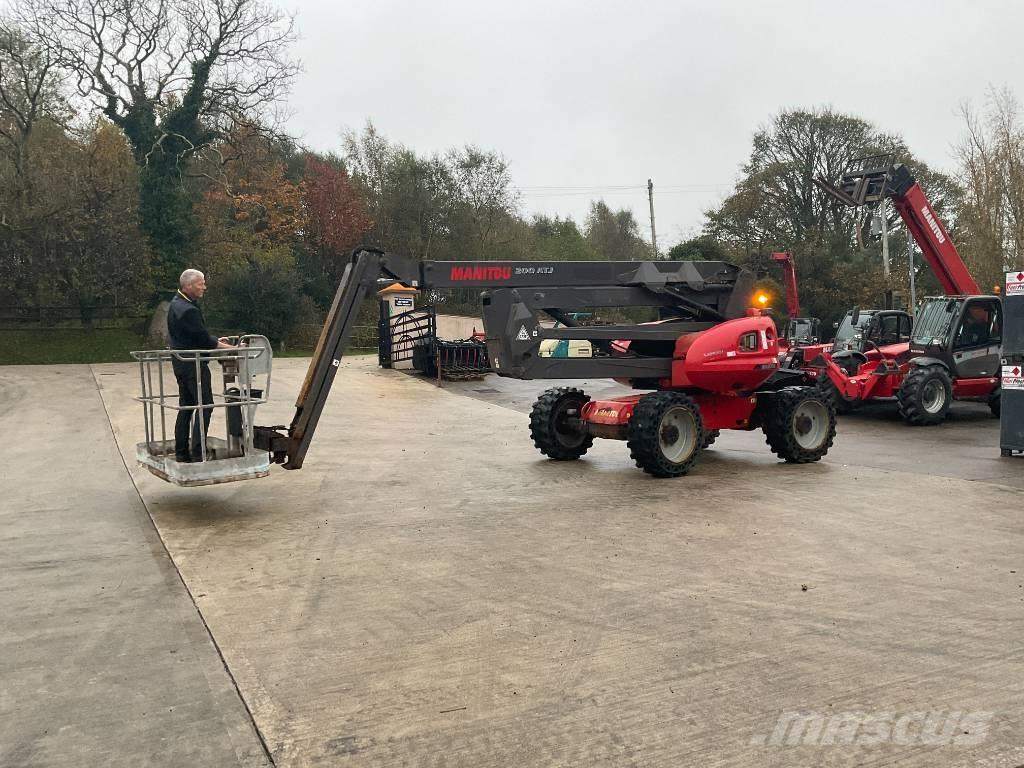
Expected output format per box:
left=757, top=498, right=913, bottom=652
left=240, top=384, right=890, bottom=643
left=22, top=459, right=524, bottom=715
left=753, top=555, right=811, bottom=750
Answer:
left=817, top=376, right=856, bottom=414
left=529, top=386, right=594, bottom=460
left=700, top=429, right=720, bottom=450
left=627, top=391, right=703, bottom=478
left=760, top=387, right=836, bottom=463
left=896, top=366, right=952, bottom=426
left=989, top=388, right=1001, bottom=418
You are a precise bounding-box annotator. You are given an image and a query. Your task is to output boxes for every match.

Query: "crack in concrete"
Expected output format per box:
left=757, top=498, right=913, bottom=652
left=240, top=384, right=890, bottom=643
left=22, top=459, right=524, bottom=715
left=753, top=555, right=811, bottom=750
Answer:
left=89, top=364, right=277, bottom=768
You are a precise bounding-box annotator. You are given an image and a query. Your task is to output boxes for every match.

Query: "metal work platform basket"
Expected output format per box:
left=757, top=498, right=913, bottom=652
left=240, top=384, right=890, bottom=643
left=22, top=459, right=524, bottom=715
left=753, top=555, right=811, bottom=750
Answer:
left=131, top=335, right=274, bottom=487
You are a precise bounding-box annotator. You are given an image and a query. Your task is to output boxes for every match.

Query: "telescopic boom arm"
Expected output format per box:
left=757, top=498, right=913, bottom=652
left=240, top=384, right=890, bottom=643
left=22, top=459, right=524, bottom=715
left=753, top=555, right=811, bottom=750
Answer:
left=254, top=248, right=755, bottom=469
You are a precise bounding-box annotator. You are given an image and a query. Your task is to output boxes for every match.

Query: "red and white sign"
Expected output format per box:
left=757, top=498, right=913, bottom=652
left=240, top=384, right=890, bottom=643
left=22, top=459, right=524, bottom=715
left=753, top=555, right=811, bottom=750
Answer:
left=1003, top=365, right=1024, bottom=391
left=1005, top=271, right=1024, bottom=296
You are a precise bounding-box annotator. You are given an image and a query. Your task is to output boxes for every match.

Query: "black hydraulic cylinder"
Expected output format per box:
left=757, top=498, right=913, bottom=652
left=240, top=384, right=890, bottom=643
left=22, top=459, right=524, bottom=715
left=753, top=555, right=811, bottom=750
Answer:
left=226, top=387, right=243, bottom=438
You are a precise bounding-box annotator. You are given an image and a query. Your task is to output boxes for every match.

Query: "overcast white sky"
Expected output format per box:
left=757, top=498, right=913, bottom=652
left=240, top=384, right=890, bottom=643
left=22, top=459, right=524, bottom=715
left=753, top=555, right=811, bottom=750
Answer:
left=278, top=0, right=1024, bottom=248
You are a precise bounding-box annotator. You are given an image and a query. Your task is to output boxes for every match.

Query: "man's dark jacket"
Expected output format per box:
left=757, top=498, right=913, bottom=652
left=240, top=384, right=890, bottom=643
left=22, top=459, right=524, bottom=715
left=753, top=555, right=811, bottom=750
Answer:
left=167, top=291, right=218, bottom=352
left=167, top=290, right=217, bottom=459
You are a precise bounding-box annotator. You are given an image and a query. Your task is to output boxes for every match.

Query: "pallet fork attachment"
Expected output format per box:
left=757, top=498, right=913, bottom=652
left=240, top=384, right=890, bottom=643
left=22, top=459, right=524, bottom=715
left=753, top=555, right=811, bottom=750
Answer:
left=813, top=154, right=980, bottom=297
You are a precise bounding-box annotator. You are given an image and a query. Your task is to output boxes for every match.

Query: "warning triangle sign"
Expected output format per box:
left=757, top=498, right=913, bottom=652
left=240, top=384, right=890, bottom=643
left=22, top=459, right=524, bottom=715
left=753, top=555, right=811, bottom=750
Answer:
left=516, top=325, right=530, bottom=341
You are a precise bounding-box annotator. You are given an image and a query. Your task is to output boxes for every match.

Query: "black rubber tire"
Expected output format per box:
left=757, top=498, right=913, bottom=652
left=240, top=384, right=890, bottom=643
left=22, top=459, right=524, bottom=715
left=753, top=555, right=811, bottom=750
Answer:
left=627, top=391, right=704, bottom=478
left=699, top=429, right=720, bottom=450
left=760, top=387, right=836, bottom=463
left=989, top=388, right=1001, bottom=418
left=817, top=375, right=857, bottom=414
left=529, top=387, right=594, bottom=460
left=897, top=365, right=952, bottom=426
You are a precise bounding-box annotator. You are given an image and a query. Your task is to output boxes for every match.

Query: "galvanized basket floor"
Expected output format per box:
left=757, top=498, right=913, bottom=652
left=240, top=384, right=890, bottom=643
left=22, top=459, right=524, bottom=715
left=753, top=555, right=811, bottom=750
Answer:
left=135, top=438, right=271, bottom=487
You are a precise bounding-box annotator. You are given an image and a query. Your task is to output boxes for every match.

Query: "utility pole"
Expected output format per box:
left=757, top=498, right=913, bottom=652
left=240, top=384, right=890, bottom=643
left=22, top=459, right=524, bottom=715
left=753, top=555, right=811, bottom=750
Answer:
left=648, top=178, right=658, bottom=258
left=880, top=197, right=890, bottom=278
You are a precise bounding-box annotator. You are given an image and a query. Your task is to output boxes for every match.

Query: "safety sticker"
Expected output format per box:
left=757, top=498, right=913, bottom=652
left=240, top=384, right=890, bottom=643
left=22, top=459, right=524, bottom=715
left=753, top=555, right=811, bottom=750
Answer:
left=1002, top=365, right=1024, bottom=390
left=1006, top=271, right=1024, bottom=296
left=516, top=325, right=530, bottom=341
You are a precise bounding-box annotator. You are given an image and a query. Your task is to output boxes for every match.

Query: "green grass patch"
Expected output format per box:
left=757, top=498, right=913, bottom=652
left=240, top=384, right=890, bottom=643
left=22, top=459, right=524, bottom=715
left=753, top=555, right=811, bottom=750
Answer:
left=0, top=327, right=378, bottom=364
left=0, top=328, right=149, bottom=365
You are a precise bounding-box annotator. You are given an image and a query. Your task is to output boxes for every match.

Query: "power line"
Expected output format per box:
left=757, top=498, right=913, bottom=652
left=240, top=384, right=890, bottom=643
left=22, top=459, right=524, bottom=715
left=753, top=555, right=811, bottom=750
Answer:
left=515, top=183, right=729, bottom=191
left=517, top=190, right=729, bottom=199
left=516, top=184, right=644, bottom=191
left=514, top=182, right=732, bottom=199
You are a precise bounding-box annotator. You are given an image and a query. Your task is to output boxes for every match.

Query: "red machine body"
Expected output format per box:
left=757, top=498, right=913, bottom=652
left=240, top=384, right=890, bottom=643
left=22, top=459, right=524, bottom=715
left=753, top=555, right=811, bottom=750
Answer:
left=668, top=315, right=779, bottom=392
left=583, top=315, right=779, bottom=435
left=809, top=358, right=997, bottom=404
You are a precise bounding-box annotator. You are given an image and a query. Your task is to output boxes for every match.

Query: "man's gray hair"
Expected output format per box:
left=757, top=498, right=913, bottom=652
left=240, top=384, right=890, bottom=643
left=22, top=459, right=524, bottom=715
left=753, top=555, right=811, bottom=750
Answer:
left=179, top=269, right=205, bottom=288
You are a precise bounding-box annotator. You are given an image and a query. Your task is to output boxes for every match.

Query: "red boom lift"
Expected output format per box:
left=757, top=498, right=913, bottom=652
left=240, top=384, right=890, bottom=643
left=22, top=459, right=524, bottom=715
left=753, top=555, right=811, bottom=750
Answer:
left=246, top=250, right=838, bottom=479
left=808, top=155, right=1002, bottom=424
left=134, top=252, right=842, bottom=485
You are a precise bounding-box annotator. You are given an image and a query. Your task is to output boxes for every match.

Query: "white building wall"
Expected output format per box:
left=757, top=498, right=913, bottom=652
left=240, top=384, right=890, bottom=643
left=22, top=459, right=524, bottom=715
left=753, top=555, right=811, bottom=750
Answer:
left=435, top=314, right=484, bottom=340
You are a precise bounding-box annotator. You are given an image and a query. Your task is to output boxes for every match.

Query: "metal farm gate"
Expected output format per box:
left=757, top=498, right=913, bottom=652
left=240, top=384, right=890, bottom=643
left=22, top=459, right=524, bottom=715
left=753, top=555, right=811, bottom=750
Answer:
left=378, top=302, right=490, bottom=380
left=378, top=304, right=435, bottom=368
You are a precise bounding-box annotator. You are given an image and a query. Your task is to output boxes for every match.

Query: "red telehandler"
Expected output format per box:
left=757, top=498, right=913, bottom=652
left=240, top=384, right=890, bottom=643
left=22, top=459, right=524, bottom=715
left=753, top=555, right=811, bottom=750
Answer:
left=769, top=251, right=913, bottom=389
left=806, top=155, right=1002, bottom=424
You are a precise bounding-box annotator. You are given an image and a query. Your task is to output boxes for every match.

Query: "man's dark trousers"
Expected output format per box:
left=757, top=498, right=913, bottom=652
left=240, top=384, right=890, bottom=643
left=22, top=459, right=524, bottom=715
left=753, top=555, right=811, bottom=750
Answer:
left=167, top=289, right=219, bottom=461
left=173, top=359, right=213, bottom=460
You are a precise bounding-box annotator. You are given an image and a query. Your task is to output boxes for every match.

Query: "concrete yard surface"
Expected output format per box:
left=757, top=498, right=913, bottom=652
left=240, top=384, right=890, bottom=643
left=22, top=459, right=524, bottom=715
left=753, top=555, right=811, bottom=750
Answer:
left=0, top=365, right=269, bottom=768
left=2, top=355, right=1024, bottom=767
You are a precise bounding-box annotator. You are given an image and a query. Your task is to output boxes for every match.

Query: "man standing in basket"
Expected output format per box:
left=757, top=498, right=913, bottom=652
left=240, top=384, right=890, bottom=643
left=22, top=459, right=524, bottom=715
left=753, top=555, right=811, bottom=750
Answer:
left=167, top=269, right=234, bottom=462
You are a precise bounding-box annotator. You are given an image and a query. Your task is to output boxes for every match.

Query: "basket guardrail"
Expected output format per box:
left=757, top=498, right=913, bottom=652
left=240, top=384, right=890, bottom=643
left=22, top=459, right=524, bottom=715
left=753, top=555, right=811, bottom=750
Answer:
left=130, top=335, right=274, bottom=486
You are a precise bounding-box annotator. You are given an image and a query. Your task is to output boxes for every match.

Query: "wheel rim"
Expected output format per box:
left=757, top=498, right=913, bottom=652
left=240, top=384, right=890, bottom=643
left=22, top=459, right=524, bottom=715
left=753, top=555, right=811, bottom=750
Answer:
left=792, top=399, right=829, bottom=450
left=921, top=379, right=946, bottom=414
left=554, top=398, right=587, bottom=448
left=658, top=406, right=697, bottom=463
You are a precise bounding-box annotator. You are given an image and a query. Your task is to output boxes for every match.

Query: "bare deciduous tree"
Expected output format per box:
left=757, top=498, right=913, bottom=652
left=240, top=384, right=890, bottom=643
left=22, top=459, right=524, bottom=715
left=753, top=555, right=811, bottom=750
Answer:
left=8, top=0, right=298, bottom=284
left=705, top=109, right=906, bottom=256
left=446, top=145, right=519, bottom=258
left=584, top=200, right=647, bottom=261
left=0, top=28, right=68, bottom=205
left=12, top=0, right=297, bottom=150
left=956, top=87, right=1024, bottom=290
